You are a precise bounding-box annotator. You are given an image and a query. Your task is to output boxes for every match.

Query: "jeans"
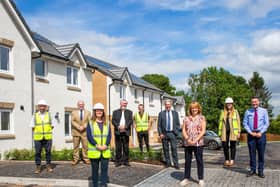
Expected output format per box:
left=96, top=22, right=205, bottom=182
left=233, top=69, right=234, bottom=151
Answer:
left=115, top=133, right=129, bottom=164
left=34, top=139, right=52, bottom=165
left=137, top=131, right=150, bottom=152
left=91, top=157, right=109, bottom=187
left=184, top=146, right=204, bottom=180
left=247, top=133, right=266, bottom=173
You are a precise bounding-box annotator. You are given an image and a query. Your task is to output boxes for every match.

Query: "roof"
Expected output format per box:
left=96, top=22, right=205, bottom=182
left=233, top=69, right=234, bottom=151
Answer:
left=85, top=55, right=162, bottom=91
left=174, top=96, right=185, bottom=105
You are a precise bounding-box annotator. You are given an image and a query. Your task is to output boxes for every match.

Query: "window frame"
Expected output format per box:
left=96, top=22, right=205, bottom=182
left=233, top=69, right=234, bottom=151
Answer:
left=120, top=84, right=126, bottom=99
left=66, top=66, right=79, bottom=87
left=0, top=45, right=12, bottom=74
left=149, top=92, right=154, bottom=104
left=0, top=108, right=13, bottom=134
left=64, top=112, right=72, bottom=137
left=35, top=59, right=47, bottom=78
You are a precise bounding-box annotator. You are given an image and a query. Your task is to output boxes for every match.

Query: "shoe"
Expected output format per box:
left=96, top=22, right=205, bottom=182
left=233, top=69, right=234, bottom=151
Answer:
left=229, top=160, right=234, bottom=167
left=165, top=163, right=172, bottom=168
left=47, top=164, right=53, bottom=172
left=198, top=180, right=204, bottom=186
left=123, top=162, right=131, bottom=167
left=224, top=160, right=230, bottom=167
left=84, top=160, right=91, bottom=165
left=115, top=163, right=121, bottom=167
left=180, top=179, right=190, bottom=186
left=174, top=165, right=180, bottom=170
left=258, top=172, right=265, bottom=178
left=72, top=160, right=79, bottom=166
left=34, top=165, right=41, bottom=174
left=247, top=170, right=256, bottom=177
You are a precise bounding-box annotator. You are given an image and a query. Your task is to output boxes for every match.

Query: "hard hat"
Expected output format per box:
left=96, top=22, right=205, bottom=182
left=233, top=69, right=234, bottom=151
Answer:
left=225, top=97, right=234, bottom=104
left=93, top=103, right=104, bottom=110
left=38, top=99, right=48, bottom=106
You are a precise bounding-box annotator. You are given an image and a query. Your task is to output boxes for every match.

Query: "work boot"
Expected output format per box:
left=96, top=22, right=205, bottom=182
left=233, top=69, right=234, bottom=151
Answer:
left=34, top=165, right=41, bottom=174
left=47, top=164, right=53, bottom=172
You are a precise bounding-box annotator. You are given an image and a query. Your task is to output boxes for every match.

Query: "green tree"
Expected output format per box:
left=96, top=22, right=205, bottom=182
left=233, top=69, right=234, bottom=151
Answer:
left=269, top=114, right=280, bottom=134
left=142, top=74, right=176, bottom=95
left=188, top=67, right=253, bottom=132
left=248, top=72, right=273, bottom=118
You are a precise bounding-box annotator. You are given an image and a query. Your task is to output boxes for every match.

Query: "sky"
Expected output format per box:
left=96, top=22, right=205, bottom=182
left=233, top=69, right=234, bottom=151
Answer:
left=14, top=0, right=280, bottom=116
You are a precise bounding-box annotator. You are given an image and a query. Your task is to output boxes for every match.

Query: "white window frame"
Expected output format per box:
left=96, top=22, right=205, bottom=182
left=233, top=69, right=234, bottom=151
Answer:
left=120, top=84, right=126, bottom=99
left=134, top=88, right=138, bottom=100
left=66, top=66, right=79, bottom=87
left=149, top=92, right=154, bottom=104
left=0, top=108, right=13, bottom=134
left=0, top=45, right=13, bottom=75
left=35, top=59, right=47, bottom=78
left=64, top=112, right=72, bottom=137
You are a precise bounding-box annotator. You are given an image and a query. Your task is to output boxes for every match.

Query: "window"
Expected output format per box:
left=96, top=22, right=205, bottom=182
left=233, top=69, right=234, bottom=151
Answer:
left=0, top=45, right=10, bottom=72
left=35, top=59, right=46, bottom=77
left=149, top=93, right=154, bottom=104
left=0, top=109, right=11, bottom=133
left=67, top=66, right=79, bottom=86
left=64, top=112, right=71, bottom=136
left=134, top=89, right=138, bottom=100
left=120, top=85, right=126, bottom=99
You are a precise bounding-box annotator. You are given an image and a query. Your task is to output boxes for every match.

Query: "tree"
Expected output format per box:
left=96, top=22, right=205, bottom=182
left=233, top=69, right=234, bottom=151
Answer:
left=142, top=74, right=176, bottom=95
left=175, top=90, right=192, bottom=114
left=269, top=114, right=280, bottom=134
left=248, top=72, right=273, bottom=118
left=187, top=67, right=253, bottom=132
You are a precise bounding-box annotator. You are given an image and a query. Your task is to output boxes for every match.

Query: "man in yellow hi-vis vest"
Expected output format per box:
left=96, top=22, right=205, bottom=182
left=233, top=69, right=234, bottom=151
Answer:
left=30, top=100, right=55, bottom=174
left=134, top=104, right=152, bottom=152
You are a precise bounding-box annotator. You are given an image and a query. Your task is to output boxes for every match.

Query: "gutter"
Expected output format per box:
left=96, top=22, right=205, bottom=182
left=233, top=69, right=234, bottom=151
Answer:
left=108, top=81, right=115, bottom=122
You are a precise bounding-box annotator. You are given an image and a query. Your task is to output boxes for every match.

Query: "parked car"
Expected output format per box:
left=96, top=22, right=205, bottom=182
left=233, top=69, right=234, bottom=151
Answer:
left=177, top=129, right=222, bottom=150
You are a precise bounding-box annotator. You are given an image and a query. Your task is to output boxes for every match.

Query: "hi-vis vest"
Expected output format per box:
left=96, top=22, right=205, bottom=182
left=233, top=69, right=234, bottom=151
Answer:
left=218, top=110, right=239, bottom=136
left=88, top=121, right=111, bottom=159
left=33, top=112, right=52, bottom=140
left=135, top=112, right=149, bottom=132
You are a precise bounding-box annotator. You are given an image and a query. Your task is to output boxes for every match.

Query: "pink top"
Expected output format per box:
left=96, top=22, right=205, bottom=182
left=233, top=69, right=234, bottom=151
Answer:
left=183, top=115, right=205, bottom=147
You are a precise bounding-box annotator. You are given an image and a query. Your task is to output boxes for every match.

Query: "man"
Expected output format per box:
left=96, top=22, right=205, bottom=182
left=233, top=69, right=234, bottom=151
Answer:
left=71, top=100, right=91, bottom=165
left=158, top=99, right=180, bottom=169
left=243, top=96, right=270, bottom=178
left=30, top=100, right=55, bottom=174
left=112, top=99, right=133, bottom=167
left=134, top=104, right=151, bottom=152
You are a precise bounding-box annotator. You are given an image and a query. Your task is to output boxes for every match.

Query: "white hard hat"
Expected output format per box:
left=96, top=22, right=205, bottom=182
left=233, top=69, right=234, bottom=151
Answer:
left=38, top=99, right=48, bottom=106
left=225, top=97, right=234, bottom=104
left=93, top=103, right=104, bottom=110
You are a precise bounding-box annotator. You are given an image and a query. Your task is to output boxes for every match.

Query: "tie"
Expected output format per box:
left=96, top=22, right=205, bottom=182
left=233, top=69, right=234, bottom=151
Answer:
left=167, top=111, right=171, bottom=131
left=253, top=109, right=258, bottom=130
left=80, top=110, right=83, bottom=121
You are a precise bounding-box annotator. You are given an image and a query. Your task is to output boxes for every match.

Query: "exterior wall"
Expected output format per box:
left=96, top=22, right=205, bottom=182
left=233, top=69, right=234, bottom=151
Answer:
left=92, top=70, right=107, bottom=112
left=33, top=57, right=92, bottom=150
left=0, top=1, right=33, bottom=156
left=175, top=104, right=186, bottom=127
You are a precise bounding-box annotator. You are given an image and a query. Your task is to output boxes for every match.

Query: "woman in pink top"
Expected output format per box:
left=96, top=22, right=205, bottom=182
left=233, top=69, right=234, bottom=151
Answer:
left=180, top=102, right=206, bottom=187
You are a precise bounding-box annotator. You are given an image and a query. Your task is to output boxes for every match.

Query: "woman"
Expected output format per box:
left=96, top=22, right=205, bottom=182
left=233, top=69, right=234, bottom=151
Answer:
left=218, top=97, right=241, bottom=167
left=87, top=103, right=111, bottom=187
left=180, top=102, right=206, bottom=186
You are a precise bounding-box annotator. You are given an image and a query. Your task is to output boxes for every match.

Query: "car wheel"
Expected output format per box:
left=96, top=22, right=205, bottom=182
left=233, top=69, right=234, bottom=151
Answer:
left=177, top=138, right=183, bottom=147
left=208, top=140, right=218, bottom=150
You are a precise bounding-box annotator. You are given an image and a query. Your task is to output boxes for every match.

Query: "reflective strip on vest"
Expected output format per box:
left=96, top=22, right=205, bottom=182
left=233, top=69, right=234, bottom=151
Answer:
left=135, top=112, right=149, bottom=132
left=218, top=110, right=239, bottom=136
left=88, top=121, right=111, bottom=159
left=33, top=112, right=52, bottom=140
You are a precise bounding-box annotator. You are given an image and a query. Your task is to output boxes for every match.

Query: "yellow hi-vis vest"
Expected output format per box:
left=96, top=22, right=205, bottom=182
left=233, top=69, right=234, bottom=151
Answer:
left=88, top=121, right=111, bottom=159
left=218, top=110, right=239, bottom=136
left=33, top=112, right=52, bottom=140
left=135, top=112, right=149, bottom=132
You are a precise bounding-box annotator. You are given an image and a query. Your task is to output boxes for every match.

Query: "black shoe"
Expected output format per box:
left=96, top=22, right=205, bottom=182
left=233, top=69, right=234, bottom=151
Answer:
left=174, top=165, right=180, bottom=170
left=115, top=163, right=121, bottom=167
left=247, top=170, right=256, bottom=177
left=258, top=172, right=265, bottom=178
left=123, top=162, right=131, bottom=167
left=165, top=164, right=171, bottom=168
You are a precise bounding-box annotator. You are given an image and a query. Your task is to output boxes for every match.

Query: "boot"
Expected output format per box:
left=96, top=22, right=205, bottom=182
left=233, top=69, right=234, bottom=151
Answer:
left=34, top=165, right=41, bottom=174
left=47, top=164, right=53, bottom=172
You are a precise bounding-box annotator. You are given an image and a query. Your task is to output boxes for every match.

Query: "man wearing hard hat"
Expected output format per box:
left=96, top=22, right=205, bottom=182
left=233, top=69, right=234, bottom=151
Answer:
left=30, top=100, right=55, bottom=174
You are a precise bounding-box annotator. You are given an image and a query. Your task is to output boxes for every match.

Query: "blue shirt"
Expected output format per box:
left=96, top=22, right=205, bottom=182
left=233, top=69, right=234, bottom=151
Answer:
left=86, top=122, right=111, bottom=146
left=243, top=107, right=269, bottom=134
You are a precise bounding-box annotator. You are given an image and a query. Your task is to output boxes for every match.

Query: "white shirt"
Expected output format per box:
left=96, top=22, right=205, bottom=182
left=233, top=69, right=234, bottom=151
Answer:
left=30, top=111, right=56, bottom=128
left=120, top=110, right=125, bottom=128
left=166, top=110, right=173, bottom=131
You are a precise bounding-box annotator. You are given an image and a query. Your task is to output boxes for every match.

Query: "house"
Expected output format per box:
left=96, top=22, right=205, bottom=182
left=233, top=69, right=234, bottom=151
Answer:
left=0, top=0, right=94, bottom=156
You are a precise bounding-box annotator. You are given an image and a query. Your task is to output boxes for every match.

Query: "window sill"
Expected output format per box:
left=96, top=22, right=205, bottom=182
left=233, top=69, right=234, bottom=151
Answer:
left=67, top=86, right=81, bottom=92
left=36, top=76, right=49, bottom=84
left=149, top=104, right=155, bottom=107
left=0, top=72, right=14, bottom=80
left=0, top=134, right=16, bottom=139
left=65, top=138, right=73, bottom=143
left=134, top=100, right=140, bottom=104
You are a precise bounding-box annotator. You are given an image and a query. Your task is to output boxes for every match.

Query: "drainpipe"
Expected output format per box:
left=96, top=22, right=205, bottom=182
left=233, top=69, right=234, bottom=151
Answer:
left=142, top=88, right=146, bottom=106
left=108, top=81, right=114, bottom=121
left=160, top=92, right=164, bottom=111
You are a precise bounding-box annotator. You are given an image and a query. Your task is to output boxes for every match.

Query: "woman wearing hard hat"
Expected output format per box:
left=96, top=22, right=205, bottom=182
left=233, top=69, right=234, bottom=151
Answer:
left=87, top=103, right=111, bottom=187
left=218, top=97, right=241, bottom=167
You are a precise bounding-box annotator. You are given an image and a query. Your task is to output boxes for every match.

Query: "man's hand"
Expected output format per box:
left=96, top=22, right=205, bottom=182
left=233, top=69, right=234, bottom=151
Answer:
left=250, top=132, right=257, bottom=137
left=159, top=134, right=165, bottom=139
left=96, top=145, right=102, bottom=150
left=256, top=132, right=262, bottom=138
left=237, top=133, right=240, bottom=139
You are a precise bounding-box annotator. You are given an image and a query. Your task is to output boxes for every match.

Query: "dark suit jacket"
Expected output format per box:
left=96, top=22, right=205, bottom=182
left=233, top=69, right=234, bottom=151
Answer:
left=158, top=110, right=180, bottom=136
left=112, top=109, right=133, bottom=136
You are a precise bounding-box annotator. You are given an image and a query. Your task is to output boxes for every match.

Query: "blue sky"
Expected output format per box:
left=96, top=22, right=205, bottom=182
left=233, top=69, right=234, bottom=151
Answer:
left=15, top=0, right=280, bottom=115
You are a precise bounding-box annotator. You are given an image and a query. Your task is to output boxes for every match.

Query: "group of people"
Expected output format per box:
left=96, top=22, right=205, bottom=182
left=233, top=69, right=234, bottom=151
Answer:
left=31, top=96, right=269, bottom=187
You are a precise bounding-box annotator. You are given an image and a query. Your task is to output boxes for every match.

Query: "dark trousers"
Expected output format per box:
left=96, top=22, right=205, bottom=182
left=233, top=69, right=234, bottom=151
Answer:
left=137, top=131, right=150, bottom=152
left=91, top=157, right=109, bottom=187
left=222, top=131, right=237, bottom=160
left=184, top=146, right=204, bottom=180
left=247, top=133, right=266, bottom=173
left=162, top=132, right=178, bottom=167
left=115, top=133, right=129, bottom=164
left=34, top=139, right=52, bottom=165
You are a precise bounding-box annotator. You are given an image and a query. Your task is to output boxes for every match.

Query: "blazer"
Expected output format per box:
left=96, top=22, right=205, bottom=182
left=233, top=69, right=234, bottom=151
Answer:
left=71, top=109, right=91, bottom=137
left=158, top=110, right=180, bottom=136
left=112, top=109, right=133, bottom=136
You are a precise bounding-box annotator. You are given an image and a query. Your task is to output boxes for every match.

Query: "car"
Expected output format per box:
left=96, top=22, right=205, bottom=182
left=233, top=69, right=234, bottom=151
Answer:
left=177, top=129, right=222, bottom=150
